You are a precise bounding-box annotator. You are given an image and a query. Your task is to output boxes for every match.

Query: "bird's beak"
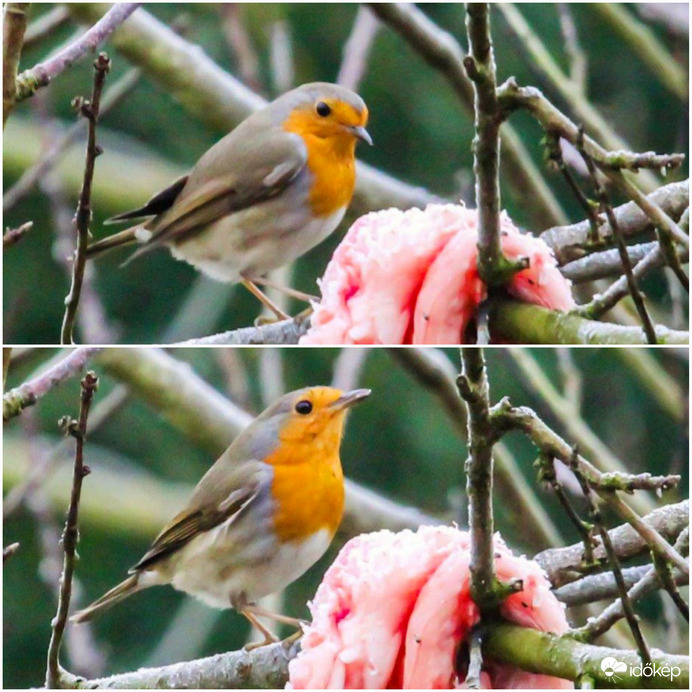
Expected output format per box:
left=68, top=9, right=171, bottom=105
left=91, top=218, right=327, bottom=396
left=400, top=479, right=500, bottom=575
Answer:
left=330, top=388, right=371, bottom=411
left=350, top=125, right=373, bottom=146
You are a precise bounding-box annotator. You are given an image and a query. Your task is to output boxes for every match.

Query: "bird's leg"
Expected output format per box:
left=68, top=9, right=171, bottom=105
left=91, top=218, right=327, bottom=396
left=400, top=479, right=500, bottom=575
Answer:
left=242, top=602, right=309, bottom=630
left=240, top=278, right=290, bottom=321
left=236, top=605, right=280, bottom=651
left=251, top=276, right=319, bottom=304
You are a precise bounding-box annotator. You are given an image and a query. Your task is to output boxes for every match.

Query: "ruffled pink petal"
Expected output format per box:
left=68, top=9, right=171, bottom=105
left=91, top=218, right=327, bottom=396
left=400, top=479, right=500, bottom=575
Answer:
left=288, top=526, right=573, bottom=690
left=301, top=205, right=574, bottom=345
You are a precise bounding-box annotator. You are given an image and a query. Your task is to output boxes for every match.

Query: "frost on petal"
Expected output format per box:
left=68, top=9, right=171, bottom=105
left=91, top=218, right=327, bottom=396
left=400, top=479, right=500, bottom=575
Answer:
left=301, top=204, right=575, bottom=345
left=287, top=526, right=574, bottom=690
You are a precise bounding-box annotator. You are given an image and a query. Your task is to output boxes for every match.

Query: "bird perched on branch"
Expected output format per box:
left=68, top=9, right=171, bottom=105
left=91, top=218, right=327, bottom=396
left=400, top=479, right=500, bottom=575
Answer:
left=86, top=83, right=372, bottom=319
left=71, top=386, right=370, bottom=648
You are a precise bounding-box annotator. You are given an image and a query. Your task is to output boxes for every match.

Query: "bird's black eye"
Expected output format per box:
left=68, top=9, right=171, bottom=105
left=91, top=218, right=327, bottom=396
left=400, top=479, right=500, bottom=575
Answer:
left=316, top=101, right=331, bottom=117
left=295, top=400, right=313, bottom=415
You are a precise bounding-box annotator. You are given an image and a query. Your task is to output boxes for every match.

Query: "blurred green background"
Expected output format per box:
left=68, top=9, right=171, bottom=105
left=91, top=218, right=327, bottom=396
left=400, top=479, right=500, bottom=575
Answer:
left=3, top=3, right=688, bottom=344
left=3, top=346, right=689, bottom=687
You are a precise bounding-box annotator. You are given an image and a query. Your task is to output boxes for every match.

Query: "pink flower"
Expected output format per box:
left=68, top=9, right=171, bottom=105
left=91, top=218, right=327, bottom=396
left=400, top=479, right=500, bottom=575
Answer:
left=300, top=205, right=575, bottom=344
left=287, top=526, right=573, bottom=689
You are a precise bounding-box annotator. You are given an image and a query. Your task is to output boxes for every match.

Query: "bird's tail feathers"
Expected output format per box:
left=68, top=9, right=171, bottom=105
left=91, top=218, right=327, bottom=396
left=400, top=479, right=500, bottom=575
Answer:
left=70, top=574, right=141, bottom=624
left=85, top=226, right=141, bottom=260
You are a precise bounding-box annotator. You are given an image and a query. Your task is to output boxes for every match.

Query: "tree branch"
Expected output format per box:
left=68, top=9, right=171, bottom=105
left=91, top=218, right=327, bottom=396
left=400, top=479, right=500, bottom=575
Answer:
left=483, top=623, right=688, bottom=689
left=172, top=315, right=309, bottom=345
left=2, top=2, right=30, bottom=128
left=59, top=640, right=298, bottom=689
left=541, top=179, right=688, bottom=265
left=465, top=4, right=527, bottom=285
left=4, top=66, right=142, bottom=212
left=15, top=3, right=138, bottom=102
left=489, top=300, right=689, bottom=345
left=46, top=372, right=98, bottom=688
left=3, top=347, right=100, bottom=421
left=534, top=500, right=689, bottom=586
left=60, top=53, right=110, bottom=345
left=554, top=564, right=689, bottom=607
left=366, top=2, right=567, bottom=228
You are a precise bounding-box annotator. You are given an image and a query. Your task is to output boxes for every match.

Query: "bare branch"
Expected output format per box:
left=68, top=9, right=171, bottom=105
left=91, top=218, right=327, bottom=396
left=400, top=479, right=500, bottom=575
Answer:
left=3, top=542, right=20, bottom=562
left=483, top=623, right=688, bottom=688
left=489, top=300, right=688, bottom=345
left=3, top=2, right=30, bottom=128
left=3, top=347, right=101, bottom=421
left=337, top=6, right=380, bottom=92
left=172, top=315, right=309, bottom=345
left=60, top=53, right=110, bottom=345
left=367, top=2, right=567, bottom=228
left=15, top=3, right=138, bottom=102
left=46, top=372, right=98, bottom=688
left=554, top=564, right=688, bottom=607
left=534, top=500, right=689, bottom=586
left=3, top=219, right=32, bottom=247
left=541, top=179, right=688, bottom=265
left=4, top=67, right=141, bottom=212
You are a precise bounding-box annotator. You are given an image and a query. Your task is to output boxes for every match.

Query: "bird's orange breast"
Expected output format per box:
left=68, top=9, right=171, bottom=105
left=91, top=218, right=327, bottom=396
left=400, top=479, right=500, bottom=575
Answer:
left=283, top=111, right=357, bottom=218
left=266, top=436, right=345, bottom=543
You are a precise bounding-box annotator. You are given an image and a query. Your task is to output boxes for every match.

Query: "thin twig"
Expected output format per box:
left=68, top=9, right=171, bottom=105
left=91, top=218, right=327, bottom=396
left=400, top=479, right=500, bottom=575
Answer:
left=3, top=542, right=20, bottom=562
left=3, top=220, right=33, bottom=247
left=534, top=500, right=689, bottom=586
left=563, top=242, right=687, bottom=284
left=498, top=80, right=688, bottom=250
left=3, top=2, right=30, bottom=128
left=577, top=131, right=658, bottom=343
left=4, top=385, right=129, bottom=518
left=580, top=243, right=688, bottom=318
left=492, top=403, right=688, bottom=577
left=497, top=3, right=662, bottom=193
left=337, top=6, right=380, bottom=92
left=554, top=563, right=688, bottom=607
left=3, top=347, right=100, bottom=421
left=60, top=53, right=110, bottom=345
left=4, top=67, right=141, bottom=212
left=536, top=453, right=597, bottom=568
left=45, top=371, right=98, bottom=688
left=465, top=625, right=484, bottom=689
left=465, top=4, right=527, bottom=287
left=15, top=3, right=138, bottom=102
left=571, top=526, right=689, bottom=643
left=390, top=347, right=563, bottom=548
left=542, top=179, right=688, bottom=265
left=571, top=464, right=651, bottom=664
left=367, top=2, right=567, bottom=228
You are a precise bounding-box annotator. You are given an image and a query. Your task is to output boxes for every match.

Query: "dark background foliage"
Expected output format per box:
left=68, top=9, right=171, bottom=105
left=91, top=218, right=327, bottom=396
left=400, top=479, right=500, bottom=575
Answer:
left=3, top=3, right=688, bottom=343
left=3, top=346, right=689, bottom=687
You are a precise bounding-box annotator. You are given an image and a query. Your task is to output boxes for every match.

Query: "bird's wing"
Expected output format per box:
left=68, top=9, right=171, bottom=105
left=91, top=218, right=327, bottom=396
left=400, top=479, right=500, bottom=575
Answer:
left=130, top=457, right=271, bottom=573
left=105, top=175, right=190, bottom=224
left=134, top=130, right=308, bottom=252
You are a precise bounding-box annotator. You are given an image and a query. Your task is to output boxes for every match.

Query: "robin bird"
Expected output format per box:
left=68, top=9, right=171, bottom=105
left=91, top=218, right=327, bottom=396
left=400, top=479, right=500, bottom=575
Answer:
left=86, top=83, right=372, bottom=320
left=71, top=386, right=370, bottom=649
